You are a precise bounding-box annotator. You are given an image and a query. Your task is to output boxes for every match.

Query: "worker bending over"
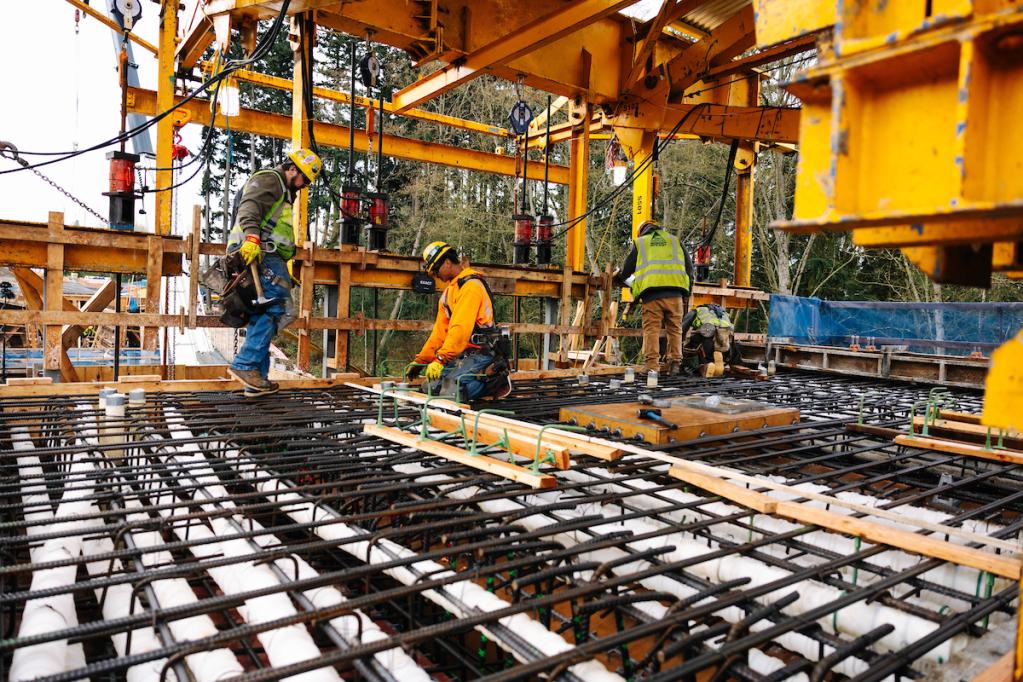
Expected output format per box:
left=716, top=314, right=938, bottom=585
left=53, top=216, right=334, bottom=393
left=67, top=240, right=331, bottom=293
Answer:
left=681, top=303, right=736, bottom=377
left=616, top=220, right=694, bottom=376
left=409, top=241, right=512, bottom=401
left=226, top=148, right=322, bottom=397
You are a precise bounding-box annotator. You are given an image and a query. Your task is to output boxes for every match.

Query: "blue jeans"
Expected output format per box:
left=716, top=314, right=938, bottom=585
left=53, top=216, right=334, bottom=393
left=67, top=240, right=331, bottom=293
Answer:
left=231, top=255, right=291, bottom=377
left=427, top=352, right=495, bottom=402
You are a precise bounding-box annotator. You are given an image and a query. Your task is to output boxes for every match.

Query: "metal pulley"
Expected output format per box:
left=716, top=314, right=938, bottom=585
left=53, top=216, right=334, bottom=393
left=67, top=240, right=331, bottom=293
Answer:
left=111, top=0, right=142, bottom=31
left=508, top=101, right=533, bottom=135
left=359, top=52, right=380, bottom=89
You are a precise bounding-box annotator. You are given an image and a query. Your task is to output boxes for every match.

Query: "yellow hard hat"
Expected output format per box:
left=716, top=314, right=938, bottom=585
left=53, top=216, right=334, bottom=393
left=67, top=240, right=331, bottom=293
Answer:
left=422, top=241, right=455, bottom=274
left=287, top=147, right=322, bottom=183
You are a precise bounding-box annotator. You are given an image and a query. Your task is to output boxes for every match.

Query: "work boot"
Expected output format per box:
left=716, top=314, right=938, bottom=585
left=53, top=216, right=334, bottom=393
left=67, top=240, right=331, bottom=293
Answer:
left=230, top=368, right=277, bottom=395
left=665, top=360, right=681, bottom=376
left=244, top=384, right=280, bottom=398
left=713, top=351, right=725, bottom=376
left=700, top=363, right=716, bottom=378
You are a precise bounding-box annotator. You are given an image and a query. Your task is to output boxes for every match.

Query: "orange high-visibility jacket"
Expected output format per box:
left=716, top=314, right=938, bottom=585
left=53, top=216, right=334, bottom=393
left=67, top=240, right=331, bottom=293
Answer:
left=415, top=268, right=495, bottom=364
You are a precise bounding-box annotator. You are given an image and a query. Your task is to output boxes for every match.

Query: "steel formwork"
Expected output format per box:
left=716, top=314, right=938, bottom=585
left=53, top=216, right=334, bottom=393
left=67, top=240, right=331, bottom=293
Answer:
left=0, top=371, right=1016, bottom=682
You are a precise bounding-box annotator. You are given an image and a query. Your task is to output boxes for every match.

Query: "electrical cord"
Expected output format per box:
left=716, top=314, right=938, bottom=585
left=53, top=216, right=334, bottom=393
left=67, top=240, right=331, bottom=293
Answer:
left=547, top=102, right=709, bottom=241
left=698, top=138, right=739, bottom=248
left=3, top=0, right=292, bottom=174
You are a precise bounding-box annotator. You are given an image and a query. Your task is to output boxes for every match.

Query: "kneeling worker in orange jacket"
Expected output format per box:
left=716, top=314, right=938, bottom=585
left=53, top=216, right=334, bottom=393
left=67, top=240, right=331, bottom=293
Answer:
left=408, top=241, right=512, bottom=401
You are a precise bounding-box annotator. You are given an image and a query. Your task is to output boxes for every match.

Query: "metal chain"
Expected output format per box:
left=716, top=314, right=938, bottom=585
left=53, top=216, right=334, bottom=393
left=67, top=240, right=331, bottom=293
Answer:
left=0, top=141, right=107, bottom=224
left=28, top=166, right=108, bottom=224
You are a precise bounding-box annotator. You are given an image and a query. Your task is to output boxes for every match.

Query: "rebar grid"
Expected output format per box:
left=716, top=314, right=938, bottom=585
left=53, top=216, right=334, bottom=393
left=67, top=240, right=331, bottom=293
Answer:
left=0, top=371, right=1014, bottom=682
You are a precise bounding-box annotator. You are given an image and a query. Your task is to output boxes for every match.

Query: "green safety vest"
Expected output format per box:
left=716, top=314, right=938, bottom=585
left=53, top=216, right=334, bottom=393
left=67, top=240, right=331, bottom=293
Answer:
left=631, top=229, right=691, bottom=297
left=227, top=169, right=296, bottom=261
left=695, top=305, right=733, bottom=329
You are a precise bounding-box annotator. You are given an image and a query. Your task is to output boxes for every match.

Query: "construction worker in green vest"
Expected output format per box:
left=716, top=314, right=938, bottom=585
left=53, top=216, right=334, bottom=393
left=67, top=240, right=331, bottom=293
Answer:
left=226, top=148, right=322, bottom=397
left=681, top=303, right=736, bottom=377
left=616, top=220, right=694, bottom=375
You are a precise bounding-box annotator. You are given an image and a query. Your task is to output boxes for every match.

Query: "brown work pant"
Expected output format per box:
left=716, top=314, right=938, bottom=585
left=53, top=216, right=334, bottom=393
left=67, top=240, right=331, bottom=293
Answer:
left=641, top=296, right=684, bottom=372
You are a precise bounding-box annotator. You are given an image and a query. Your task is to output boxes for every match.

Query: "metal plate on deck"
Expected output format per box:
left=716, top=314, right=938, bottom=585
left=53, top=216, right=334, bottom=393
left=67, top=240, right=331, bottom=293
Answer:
left=669, top=395, right=774, bottom=415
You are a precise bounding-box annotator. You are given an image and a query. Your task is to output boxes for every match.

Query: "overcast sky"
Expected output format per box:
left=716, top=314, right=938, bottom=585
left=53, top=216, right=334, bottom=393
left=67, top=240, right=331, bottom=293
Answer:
left=1, top=2, right=204, bottom=234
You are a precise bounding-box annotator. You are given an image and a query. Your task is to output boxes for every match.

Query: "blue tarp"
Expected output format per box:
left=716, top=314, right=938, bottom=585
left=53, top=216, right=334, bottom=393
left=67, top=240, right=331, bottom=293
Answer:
left=768, top=295, right=1023, bottom=355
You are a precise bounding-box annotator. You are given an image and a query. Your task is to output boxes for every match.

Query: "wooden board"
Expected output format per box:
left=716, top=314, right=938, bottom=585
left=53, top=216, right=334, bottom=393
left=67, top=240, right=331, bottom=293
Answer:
left=667, top=466, right=1021, bottom=579
left=560, top=400, right=800, bottom=444
left=426, top=410, right=571, bottom=470
left=365, top=423, right=556, bottom=489
left=895, top=434, right=1023, bottom=467
left=970, top=650, right=1012, bottom=682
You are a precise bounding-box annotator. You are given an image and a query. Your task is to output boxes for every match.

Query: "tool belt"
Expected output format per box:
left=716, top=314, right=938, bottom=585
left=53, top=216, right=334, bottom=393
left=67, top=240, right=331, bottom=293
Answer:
left=468, top=327, right=511, bottom=360
left=200, top=251, right=270, bottom=328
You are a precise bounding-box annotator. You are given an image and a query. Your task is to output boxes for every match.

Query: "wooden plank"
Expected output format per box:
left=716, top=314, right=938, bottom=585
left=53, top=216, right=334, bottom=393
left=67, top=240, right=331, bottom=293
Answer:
left=0, top=373, right=363, bottom=397
left=334, top=262, right=351, bottom=373
left=427, top=409, right=571, bottom=470
left=895, top=434, right=1023, bottom=467
left=62, top=278, right=117, bottom=347
left=117, top=374, right=164, bottom=384
left=143, top=235, right=164, bottom=350
left=970, top=650, right=1012, bottom=682
left=669, top=466, right=778, bottom=513
left=350, top=383, right=624, bottom=461
left=44, top=213, right=66, bottom=377
left=5, top=377, right=54, bottom=386
left=187, top=205, right=202, bottom=329
left=365, top=423, right=556, bottom=489
left=667, top=466, right=1021, bottom=579
left=914, top=416, right=1020, bottom=441
left=940, top=410, right=983, bottom=424
left=297, top=241, right=315, bottom=371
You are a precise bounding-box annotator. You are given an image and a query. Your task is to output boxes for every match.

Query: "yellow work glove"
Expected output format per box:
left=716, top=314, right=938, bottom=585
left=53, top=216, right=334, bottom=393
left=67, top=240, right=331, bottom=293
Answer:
left=239, top=234, right=262, bottom=265
left=424, top=360, right=445, bottom=382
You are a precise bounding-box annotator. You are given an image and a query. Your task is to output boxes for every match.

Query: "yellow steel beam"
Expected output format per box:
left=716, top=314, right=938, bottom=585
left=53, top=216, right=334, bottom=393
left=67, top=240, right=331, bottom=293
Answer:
left=752, top=0, right=836, bottom=48
left=623, top=0, right=700, bottom=91
left=390, top=0, right=637, bottom=112
left=664, top=5, right=757, bottom=102
left=734, top=145, right=755, bottom=288
left=528, top=95, right=569, bottom=136
left=127, top=87, right=569, bottom=184
left=154, top=0, right=178, bottom=237
left=617, top=129, right=657, bottom=238
left=567, top=105, right=591, bottom=272
left=706, top=33, right=818, bottom=79
left=291, top=15, right=312, bottom=248
left=199, top=62, right=514, bottom=138
left=63, top=0, right=158, bottom=55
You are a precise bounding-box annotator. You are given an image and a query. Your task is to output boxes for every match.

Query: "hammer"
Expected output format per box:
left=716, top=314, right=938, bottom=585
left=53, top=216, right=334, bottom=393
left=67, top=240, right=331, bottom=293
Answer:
left=249, top=262, right=274, bottom=306
left=638, top=408, right=678, bottom=430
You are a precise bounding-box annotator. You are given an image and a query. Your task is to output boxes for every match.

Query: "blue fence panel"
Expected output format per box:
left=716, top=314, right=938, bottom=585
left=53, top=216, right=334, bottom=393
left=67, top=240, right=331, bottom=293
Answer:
left=768, top=296, right=1023, bottom=355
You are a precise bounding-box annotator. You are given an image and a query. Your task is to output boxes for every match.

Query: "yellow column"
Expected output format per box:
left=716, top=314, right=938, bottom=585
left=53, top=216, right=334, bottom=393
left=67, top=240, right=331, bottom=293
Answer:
left=291, top=14, right=313, bottom=247
left=154, top=0, right=177, bottom=236
left=292, top=14, right=314, bottom=369
left=147, top=0, right=177, bottom=350
left=734, top=143, right=755, bottom=288
left=566, top=104, right=590, bottom=272
left=627, top=130, right=657, bottom=238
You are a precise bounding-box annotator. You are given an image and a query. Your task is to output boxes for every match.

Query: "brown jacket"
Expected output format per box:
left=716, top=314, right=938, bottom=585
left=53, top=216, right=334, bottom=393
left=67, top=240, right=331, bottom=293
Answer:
left=236, top=166, right=296, bottom=239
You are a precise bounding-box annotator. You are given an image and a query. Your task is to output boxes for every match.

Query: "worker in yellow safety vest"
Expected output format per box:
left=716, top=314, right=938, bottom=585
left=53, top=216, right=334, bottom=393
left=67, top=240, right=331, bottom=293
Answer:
left=408, top=241, right=512, bottom=401
left=681, top=303, right=736, bottom=377
left=225, top=147, right=322, bottom=397
left=616, top=220, right=694, bottom=375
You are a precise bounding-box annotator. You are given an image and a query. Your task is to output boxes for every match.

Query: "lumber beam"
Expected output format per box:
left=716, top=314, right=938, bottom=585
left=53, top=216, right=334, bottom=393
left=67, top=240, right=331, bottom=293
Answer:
left=667, top=466, right=1021, bottom=579
left=426, top=410, right=571, bottom=470
left=365, top=423, right=557, bottom=489
left=126, top=87, right=569, bottom=184
left=390, top=0, right=637, bottom=112
left=895, top=434, right=1023, bottom=466
left=62, top=279, right=117, bottom=347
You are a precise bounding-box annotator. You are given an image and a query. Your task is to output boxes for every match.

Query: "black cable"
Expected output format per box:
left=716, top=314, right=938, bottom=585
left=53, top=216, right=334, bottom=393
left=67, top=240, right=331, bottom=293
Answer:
left=698, top=138, right=739, bottom=249
left=547, top=102, right=709, bottom=241
left=1, top=0, right=292, bottom=175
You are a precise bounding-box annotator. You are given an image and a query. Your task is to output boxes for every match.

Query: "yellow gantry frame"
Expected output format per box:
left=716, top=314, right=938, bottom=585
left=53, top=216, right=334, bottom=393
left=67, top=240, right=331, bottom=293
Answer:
left=170, top=0, right=812, bottom=285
